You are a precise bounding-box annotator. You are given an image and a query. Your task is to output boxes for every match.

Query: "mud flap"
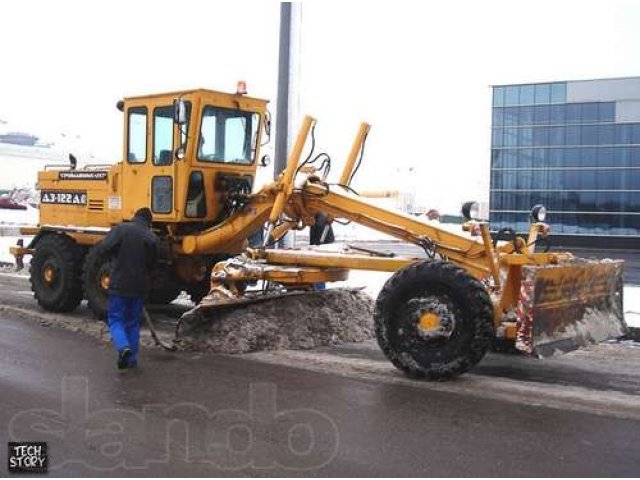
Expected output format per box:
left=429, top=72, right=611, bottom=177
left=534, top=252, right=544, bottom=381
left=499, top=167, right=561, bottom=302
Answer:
left=516, top=260, right=626, bottom=357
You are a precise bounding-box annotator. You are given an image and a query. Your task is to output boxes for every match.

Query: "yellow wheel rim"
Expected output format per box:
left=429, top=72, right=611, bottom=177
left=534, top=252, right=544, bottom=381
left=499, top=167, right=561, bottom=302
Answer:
left=43, top=265, right=55, bottom=285
left=418, top=312, right=440, bottom=331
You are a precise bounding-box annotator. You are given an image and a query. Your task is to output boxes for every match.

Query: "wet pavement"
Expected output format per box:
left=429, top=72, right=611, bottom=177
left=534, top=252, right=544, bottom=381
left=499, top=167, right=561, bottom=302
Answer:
left=1, top=274, right=640, bottom=476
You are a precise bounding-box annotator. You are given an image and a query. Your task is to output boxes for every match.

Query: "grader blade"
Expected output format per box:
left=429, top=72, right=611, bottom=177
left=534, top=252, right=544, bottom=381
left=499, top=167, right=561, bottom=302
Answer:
left=516, top=260, right=626, bottom=357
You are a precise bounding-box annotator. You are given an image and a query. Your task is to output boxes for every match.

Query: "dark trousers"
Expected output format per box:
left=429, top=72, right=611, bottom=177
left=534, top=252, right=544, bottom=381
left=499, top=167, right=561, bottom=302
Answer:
left=107, top=294, right=143, bottom=366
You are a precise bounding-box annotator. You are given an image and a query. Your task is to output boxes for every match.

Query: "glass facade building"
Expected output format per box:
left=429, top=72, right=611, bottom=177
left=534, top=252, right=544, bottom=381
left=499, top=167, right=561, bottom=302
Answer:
left=490, top=78, right=640, bottom=239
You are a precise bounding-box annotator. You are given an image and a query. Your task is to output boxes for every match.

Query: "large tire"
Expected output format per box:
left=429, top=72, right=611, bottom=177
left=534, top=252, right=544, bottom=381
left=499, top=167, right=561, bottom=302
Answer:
left=30, top=234, right=84, bottom=312
left=82, top=246, right=111, bottom=320
left=374, top=260, right=494, bottom=380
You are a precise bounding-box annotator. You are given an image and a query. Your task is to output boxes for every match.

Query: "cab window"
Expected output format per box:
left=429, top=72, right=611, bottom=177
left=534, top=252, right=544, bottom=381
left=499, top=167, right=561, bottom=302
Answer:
left=198, top=106, right=259, bottom=164
left=153, top=106, right=173, bottom=166
left=127, top=107, right=147, bottom=163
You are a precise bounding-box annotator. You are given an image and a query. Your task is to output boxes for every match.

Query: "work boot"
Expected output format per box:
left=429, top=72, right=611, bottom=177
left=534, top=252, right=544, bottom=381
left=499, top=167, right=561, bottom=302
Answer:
left=117, top=348, right=132, bottom=370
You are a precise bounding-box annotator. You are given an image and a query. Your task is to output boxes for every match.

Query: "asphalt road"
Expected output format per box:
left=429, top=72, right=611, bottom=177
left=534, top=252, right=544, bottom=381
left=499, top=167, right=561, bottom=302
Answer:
left=1, top=273, right=640, bottom=476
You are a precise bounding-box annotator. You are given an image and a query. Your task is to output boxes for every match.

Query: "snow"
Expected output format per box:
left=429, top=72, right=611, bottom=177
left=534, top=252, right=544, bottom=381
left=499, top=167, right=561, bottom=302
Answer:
left=0, top=205, right=39, bottom=226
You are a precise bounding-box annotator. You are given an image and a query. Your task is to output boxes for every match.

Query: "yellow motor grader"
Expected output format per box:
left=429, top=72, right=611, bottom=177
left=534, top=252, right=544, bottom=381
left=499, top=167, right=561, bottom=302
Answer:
left=11, top=87, right=626, bottom=380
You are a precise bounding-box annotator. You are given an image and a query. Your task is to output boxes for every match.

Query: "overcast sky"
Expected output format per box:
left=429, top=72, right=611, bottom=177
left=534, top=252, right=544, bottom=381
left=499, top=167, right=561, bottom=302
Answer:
left=1, top=0, right=639, bottom=213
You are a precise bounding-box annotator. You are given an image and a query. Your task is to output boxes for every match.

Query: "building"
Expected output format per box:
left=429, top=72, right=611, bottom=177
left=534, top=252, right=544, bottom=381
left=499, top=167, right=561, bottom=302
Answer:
left=490, top=77, right=640, bottom=248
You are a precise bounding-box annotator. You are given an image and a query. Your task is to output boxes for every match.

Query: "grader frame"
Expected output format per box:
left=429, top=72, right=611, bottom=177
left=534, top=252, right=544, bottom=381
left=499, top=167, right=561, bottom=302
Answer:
left=12, top=89, right=625, bottom=380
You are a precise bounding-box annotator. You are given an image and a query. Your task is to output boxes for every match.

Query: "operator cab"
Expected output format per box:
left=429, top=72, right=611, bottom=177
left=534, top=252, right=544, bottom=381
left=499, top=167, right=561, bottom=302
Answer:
left=118, top=87, right=269, bottom=227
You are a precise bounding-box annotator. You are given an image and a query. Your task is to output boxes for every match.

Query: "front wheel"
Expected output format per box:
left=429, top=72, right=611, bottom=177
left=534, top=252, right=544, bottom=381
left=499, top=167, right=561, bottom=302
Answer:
left=374, top=260, right=494, bottom=380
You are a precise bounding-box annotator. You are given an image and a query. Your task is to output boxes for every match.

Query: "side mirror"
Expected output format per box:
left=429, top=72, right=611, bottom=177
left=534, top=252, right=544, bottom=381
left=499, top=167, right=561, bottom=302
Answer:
left=173, top=99, right=187, bottom=126
left=261, top=111, right=272, bottom=146
left=260, top=154, right=271, bottom=167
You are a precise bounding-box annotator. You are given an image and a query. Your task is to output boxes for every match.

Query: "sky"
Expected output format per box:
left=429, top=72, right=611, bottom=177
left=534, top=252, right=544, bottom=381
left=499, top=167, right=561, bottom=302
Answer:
left=1, top=0, right=639, bottom=213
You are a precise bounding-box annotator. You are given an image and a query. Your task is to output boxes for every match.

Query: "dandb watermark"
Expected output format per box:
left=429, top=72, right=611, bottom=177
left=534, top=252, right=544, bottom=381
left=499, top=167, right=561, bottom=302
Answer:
left=8, top=376, right=339, bottom=472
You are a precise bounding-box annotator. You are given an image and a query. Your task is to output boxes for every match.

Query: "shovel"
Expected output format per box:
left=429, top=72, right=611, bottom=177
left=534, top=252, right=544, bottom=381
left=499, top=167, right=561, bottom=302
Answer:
left=142, top=307, right=178, bottom=352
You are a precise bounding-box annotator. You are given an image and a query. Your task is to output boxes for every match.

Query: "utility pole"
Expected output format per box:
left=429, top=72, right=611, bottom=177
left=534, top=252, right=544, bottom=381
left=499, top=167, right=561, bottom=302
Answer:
left=274, top=2, right=301, bottom=246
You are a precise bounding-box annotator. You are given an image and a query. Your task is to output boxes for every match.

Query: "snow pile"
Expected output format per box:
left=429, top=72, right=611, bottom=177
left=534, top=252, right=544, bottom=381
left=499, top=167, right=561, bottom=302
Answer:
left=177, top=288, right=375, bottom=354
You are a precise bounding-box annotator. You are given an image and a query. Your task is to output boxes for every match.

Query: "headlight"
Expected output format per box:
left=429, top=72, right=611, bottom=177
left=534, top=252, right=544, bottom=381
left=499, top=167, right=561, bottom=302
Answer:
left=461, top=201, right=479, bottom=220
left=531, top=204, right=547, bottom=222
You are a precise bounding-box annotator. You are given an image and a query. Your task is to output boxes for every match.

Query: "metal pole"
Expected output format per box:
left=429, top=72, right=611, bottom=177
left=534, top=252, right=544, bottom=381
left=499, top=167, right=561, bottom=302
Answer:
left=275, top=2, right=292, bottom=181
left=274, top=2, right=301, bottom=248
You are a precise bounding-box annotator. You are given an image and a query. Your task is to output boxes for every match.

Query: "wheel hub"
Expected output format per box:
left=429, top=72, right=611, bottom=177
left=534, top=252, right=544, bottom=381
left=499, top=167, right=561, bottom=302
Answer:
left=411, top=297, right=456, bottom=341
left=42, top=265, right=56, bottom=285
left=100, top=272, right=110, bottom=290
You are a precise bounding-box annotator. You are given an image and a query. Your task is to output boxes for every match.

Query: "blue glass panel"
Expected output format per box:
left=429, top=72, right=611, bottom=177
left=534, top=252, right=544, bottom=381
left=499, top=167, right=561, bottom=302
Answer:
left=565, top=125, right=581, bottom=145
left=505, top=86, right=519, bottom=106
left=566, top=104, right=581, bottom=123
left=533, top=148, right=547, bottom=167
left=491, top=149, right=502, bottom=168
left=615, top=124, right=631, bottom=144
left=597, top=171, right=621, bottom=190
left=533, top=105, right=550, bottom=125
left=518, top=149, right=534, bottom=168
left=503, top=170, right=517, bottom=189
left=519, top=106, right=534, bottom=125
left=504, top=128, right=518, bottom=147
left=565, top=148, right=580, bottom=166
left=503, top=107, right=519, bottom=126
left=631, top=147, right=640, bottom=166
left=597, top=147, right=614, bottom=167
left=517, top=170, right=533, bottom=189
left=614, top=147, right=629, bottom=167
left=581, top=103, right=599, bottom=123
left=581, top=125, right=599, bottom=145
left=550, top=83, right=567, bottom=103
left=492, top=172, right=503, bottom=190
left=493, top=87, right=505, bottom=107
left=533, top=127, right=549, bottom=146
left=549, top=126, right=565, bottom=145
left=492, top=108, right=503, bottom=127
left=504, top=149, right=518, bottom=167
left=580, top=147, right=597, bottom=167
left=534, top=84, right=550, bottom=104
left=550, top=105, right=565, bottom=124
left=548, top=148, right=563, bottom=167
left=492, top=129, right=503, bottom=147
left=631, top=124, right=640, bottom=144
left=518, top=128, right=533, bottom=146
left=548, top=170, right=563, bottom=189
left=532, top=170, right=547, bottom=190
left=597, top=125, right=614, bottom=145
left=520, top=85, right=535, bottom=105
left=598, top=102, right=615, bottom=122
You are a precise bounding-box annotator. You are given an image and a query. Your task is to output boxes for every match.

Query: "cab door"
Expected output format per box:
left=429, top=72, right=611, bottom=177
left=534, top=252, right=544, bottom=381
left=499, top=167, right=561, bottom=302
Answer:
left=121, top=100, right=180, bottom=220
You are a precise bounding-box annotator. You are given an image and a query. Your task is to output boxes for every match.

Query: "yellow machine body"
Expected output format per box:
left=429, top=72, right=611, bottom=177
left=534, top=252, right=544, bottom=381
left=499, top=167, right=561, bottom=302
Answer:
left=13, top=89, right=627, bottom=380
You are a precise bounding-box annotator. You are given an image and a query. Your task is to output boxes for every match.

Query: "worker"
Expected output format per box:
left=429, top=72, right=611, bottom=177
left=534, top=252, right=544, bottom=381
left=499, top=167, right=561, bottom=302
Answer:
left=97, top=207, right=159, bottom=369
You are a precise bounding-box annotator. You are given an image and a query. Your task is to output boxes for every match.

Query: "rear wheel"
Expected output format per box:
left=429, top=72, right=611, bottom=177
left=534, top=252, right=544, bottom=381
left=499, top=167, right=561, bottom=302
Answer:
left=374, top=260, right=494, bottom=380
left=82, top=246, right=111, bottom=320
left=30, top=234, right=84, bottom=312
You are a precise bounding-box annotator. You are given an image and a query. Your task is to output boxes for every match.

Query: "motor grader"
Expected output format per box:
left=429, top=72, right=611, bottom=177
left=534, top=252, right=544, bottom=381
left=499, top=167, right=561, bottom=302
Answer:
left=11, top=86, right=626, bottom=380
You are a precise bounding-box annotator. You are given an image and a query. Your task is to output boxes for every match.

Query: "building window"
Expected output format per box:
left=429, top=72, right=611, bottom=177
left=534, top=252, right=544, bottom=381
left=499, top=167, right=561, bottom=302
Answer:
left=550, top=83, right=567, bottom=103
left=534, top=83, right=550, bottom=104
